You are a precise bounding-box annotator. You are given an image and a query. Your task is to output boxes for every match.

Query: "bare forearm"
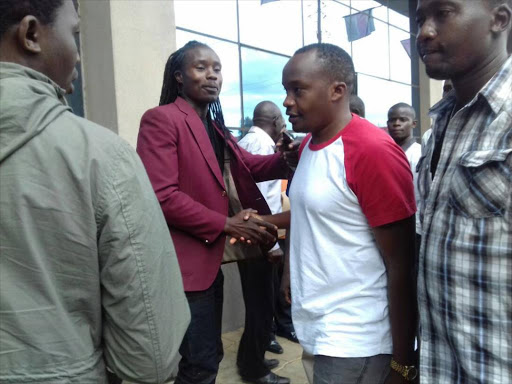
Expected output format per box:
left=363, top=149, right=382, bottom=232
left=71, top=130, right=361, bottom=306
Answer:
left=261, top=211, right=291, bottom=229
left=387, top=261, right=417, bottom=364
left=372, top=215, right=417, bottom=364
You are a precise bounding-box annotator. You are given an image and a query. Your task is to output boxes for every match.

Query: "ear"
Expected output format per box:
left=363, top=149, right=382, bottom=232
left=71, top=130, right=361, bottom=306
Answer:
left=273, top=116, right=280, bottom=130
left=412, top=119, right=418, bottom=128
left=330, top=81, right=348, bottom=102
left=490, top=3, right=512, bottom=34
left=174, top=70, right=183, bottom=86
left=17, top=16, right=43, bottom=54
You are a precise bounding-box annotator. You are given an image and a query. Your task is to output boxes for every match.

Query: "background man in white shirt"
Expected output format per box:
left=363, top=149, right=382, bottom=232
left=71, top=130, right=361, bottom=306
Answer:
left=387, top=103, right=422, bottom=256
left=236, top=101, right=291, bottom=384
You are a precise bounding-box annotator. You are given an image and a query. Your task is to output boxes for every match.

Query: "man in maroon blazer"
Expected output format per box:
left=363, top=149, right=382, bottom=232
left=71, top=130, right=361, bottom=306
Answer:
left=136, top=36, right=291, bottom=384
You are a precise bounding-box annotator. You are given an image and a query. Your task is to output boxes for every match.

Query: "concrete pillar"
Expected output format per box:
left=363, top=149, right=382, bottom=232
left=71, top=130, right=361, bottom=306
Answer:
left=417, top=60, right=443, bottom=137
left=78, top=0, right=176, bottom=147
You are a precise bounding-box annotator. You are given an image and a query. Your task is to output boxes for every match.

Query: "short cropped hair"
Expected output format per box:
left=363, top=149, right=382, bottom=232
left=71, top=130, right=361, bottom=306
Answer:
left=0, top=0, right=64, bottom=38
left=388, top=102, right=416, bottom=119
left=349, top=95, right=366, bottom=118
left=295, top=43, right=356, bottom=91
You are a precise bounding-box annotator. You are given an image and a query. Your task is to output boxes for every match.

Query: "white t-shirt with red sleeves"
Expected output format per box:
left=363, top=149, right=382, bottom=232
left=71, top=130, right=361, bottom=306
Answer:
left=288, top=114, right=416, bottom=358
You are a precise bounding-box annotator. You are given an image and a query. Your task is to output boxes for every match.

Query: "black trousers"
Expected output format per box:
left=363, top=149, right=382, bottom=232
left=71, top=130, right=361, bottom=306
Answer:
left=175, top=271, right=224, bottom=384
left=237, top=257, right=274, bottom=379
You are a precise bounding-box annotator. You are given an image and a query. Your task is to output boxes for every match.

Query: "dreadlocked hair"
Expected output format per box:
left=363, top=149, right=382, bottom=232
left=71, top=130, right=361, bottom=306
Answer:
left=159, top=40, right=233, bottom=144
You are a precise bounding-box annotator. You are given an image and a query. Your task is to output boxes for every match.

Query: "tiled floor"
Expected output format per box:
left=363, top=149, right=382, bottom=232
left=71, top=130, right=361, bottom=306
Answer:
left=125, top=328, right=308, bottom=384
left=217, top=328, right=308, bottom=384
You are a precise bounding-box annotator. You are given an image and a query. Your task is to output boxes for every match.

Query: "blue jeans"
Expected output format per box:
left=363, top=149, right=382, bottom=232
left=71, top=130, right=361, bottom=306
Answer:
left=313, top=354, right=391, bottom=384
left=175, top=271, right=224, bottom=384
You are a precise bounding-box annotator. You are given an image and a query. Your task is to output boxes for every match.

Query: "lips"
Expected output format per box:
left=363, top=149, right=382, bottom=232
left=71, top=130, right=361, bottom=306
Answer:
left=287, top=115, right=300, bottom=124
left=203, top=85, right=219, bottom=93
left=419, top=47, right=442, bottom=62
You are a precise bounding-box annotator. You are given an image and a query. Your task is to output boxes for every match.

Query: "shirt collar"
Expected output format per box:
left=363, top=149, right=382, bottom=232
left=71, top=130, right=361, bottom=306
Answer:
left=479, top=55, right=512, bottom=116
left=429, top=55, right=512, bottom=119
left=248, top=126, right=276, bottom=147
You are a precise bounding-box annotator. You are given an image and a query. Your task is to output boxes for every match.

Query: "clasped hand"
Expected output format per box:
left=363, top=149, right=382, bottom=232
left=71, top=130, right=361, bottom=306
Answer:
left=225, top=209, right=277, bottom=246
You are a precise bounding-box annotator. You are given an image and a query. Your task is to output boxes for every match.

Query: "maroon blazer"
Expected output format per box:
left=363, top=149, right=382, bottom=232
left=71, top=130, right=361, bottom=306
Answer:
left=137, top=97, right=288, bottom=291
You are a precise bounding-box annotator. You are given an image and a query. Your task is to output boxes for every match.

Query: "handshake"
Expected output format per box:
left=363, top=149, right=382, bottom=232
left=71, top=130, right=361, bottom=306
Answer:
left=224, top=209, right=283, bottom=263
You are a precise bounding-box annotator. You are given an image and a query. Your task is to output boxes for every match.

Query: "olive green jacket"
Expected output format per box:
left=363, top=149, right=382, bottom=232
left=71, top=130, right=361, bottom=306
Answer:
left=0, top=62, right=190, bottom=383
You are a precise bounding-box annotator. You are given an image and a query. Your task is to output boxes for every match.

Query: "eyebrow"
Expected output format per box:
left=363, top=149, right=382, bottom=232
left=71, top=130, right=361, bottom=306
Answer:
left=195, top=59, right=221, bottom=66
left=418, top=0, right=458, bottom=13
left=283, top=79, right=307, bottom=87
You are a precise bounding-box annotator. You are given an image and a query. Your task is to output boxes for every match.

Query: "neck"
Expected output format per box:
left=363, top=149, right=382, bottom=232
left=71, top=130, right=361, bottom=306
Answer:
left=397, top=135, right=414, bottom=148
left=452, top=49, right=509, bottom=108
left=311, top=110, right=352, bottom=145
left=257, top=125, right=277, bottom=143
left=181, top=94, right=209, bottom=120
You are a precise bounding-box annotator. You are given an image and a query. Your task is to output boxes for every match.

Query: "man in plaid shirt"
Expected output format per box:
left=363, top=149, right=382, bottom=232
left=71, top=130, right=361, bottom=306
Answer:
left=415, top=0, right=512, bottom=382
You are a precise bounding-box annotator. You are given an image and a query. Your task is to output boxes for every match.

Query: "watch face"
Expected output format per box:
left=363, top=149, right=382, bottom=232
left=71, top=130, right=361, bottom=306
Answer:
left=406, top=367, right=418, bottom=380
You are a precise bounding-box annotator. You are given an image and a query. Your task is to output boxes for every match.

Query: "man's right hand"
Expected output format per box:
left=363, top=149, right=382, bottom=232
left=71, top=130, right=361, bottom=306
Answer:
left=281, top=268, right=291, bottom=305
left=276, top=132, right=301, bottom=171
left=224, top=209, right=277, bottom=245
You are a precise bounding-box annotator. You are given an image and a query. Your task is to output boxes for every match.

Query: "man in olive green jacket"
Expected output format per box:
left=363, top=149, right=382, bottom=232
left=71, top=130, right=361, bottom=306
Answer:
left=0, top=1, right=190, bottom=383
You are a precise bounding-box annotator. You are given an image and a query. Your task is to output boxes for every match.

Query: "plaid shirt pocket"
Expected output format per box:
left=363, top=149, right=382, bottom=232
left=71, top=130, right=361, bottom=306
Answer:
left=449, top=149, right=512, bottom=218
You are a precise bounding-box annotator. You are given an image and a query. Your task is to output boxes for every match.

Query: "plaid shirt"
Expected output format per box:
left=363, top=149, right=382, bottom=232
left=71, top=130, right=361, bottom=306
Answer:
left=418, top=56, right=512, bottom=383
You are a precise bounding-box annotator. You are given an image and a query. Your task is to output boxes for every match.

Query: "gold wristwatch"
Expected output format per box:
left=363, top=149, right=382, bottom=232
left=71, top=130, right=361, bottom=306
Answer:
left=390, top=358, right=418, bottom=381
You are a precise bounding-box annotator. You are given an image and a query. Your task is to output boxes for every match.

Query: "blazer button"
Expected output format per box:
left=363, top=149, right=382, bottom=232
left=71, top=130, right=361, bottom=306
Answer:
left=205, top=239, right=209, bottom=244
left=221, top=191, right=227, bottom=197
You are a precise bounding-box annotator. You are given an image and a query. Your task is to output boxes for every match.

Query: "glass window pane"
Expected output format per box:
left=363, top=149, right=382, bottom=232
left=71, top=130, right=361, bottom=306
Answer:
left=241, top=48, right=289, bottom=128
left=238, top=1, right=302, bottom=56
left=358, top=74, right=412, bottom=128
left=174, top=0, right=238, bottom=41
left=67, top=34, right=84, bottom=117
left=176, top=30, right=242, bottom=128
left=389, top=26, right=412, bottom=84
left=319, top=1, right=351, bottom=52
left=303, top=0, right=320, bottom=45
left=350, top=1, right=387, bottom=15
left=388, top=2, right=410, bottom=31
left=352, top=18, right=389, bottom=79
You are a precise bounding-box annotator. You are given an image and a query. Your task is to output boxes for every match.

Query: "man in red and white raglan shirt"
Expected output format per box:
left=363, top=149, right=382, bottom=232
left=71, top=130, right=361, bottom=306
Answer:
left=267, top=43, right=419, bottom=384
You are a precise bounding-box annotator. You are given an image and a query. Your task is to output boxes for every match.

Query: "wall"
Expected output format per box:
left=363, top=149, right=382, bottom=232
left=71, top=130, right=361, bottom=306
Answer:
left=79, top=0, right=176, bottom=147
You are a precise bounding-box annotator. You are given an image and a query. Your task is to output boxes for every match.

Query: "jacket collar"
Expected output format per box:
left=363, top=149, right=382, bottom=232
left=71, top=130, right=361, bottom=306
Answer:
left=174, top=96, right=225, bottom=189
left=0, top=61, right=68, bottom=102
left=174, top=96, right=200, bottom=117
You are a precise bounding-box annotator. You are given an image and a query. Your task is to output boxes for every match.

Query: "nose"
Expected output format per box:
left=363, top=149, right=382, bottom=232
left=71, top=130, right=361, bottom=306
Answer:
left=283, top=93, right=294, bottom=108
left=76, top=52, right=81, bottom=64
left=206, top=69, right=218, bottom=80
left=417, top=18, right=436, bottom=44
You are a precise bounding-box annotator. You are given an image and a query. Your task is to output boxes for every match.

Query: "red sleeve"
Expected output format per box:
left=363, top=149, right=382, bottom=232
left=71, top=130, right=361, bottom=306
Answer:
left=345, top=134, right=416, bottom=228
left=298, top=134, right=311, bottom=160
left=136, top=107, right=226, bottom=243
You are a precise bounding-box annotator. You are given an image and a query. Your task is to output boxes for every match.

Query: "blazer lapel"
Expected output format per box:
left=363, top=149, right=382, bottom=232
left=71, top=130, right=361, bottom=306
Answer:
left=176, top=98, right=225, bottom=189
